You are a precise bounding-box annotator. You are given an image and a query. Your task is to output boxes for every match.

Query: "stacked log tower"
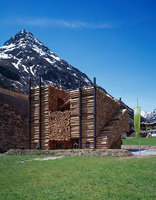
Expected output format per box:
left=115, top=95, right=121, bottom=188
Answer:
left=30, top=80, right=129, bottom=150
left=70, top=86, right=129, bottom=149
left=30, top=85, right=69, bottom=150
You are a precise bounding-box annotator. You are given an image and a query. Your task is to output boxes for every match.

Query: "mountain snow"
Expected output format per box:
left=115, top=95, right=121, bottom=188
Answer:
left=0, top=29, right=150, bottom=124
left=0, top=29, right=92, bottom=93
left=141, top=109, right=156, bottom=122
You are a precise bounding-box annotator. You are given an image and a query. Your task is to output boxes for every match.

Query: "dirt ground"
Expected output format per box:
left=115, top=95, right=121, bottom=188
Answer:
left=121, top=145, right=156, bottom=151
left=2, top=148, right=133, bottom=157
left=1, top=146, right=156, bottom=158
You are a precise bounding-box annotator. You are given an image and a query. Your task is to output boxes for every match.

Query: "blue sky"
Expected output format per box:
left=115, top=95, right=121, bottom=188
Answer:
left=0, top=0, right=156, bottom=112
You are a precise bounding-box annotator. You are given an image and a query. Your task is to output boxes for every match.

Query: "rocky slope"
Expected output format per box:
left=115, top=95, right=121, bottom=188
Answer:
left=0, top=30, right=92, bottom=93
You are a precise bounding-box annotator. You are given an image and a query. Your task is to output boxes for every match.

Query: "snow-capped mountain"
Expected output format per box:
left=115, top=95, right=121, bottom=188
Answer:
left=0, top=30, right=92, bottom=93
left=0, top=29, right=147, bottom=125
left=141, top=109, right=156, bottom=122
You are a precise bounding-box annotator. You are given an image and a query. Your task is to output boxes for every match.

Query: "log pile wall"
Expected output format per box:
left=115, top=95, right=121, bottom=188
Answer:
left=48, top=86, right=69, bottom=112
left=70, top=87, right=121, bottom=139
left=0, top=99, right=28, bottom=152
left=70, top=87, right=94, bottom=139
left=107, top=109, right=129, bottom=149
left=0, top=87, right=28, bottom=100
left=29, top=85, right=129, bottom=150
left=30, top=85, right=69, bottom=150
left=30, top=86, right=49, bottom=149
left=96, top=89, right=121, bottom=136
left=0, top=88, right=28, bottom=117
left=49, top=111, right=70, bottom=141
left=70, top=86, right=128, bottom=149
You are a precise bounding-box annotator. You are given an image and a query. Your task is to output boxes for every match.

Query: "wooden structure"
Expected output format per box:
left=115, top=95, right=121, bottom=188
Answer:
left=70, top=81, right=129, bottom=149
left=29, top=78, right=129, bottom=150
left=0, top=88, right=28, bottom=152
left=0, top=78, right=129, bottom=152
left=29, top=81, right=70, bottom=150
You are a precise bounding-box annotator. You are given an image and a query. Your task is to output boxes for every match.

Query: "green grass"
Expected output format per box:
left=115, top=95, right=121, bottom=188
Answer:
left=0, top=155, right=156, bottom=200
left=122, top=137, right=156, bottom=146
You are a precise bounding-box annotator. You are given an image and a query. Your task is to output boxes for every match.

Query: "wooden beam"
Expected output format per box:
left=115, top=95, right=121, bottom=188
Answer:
left=79, top=80, right=81, bottom=149
left=93, top=77, right=96, bottom=149
left=39, top=77, right=41, bottom=149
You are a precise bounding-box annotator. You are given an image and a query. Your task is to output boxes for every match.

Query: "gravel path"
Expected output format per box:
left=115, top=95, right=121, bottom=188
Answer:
left=121, top=145, right=156, bottom=156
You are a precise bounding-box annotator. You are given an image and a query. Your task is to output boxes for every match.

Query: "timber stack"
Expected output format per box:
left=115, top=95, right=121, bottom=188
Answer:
left=70, top=86, right=129, bottom=149
left=0, top=90, right=28, bottom=153
left=0, top=79, right=129, bottom=152
left=30, top=85, right=70, bottom=150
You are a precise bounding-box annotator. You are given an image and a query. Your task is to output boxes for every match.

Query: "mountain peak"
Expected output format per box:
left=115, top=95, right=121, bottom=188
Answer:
left=0, top=30, right=92, bottom=93
left=20, top=29, right=31, bottom=34
left=3, top=29, right=42, bottom=48
left=141, top=109, right=156, bottom=122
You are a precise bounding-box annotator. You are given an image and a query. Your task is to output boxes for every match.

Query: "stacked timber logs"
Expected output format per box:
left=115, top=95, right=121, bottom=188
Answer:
left=0, top=87, right=28, bottom=100
left=107, top=109, right=129, bottom=149
left=0, top=88, right=28, bottom=118
left=70, top=87, right=94, bottom=139
left=0, top=100, right=28, bottom=152
left=30, top=86, right=49, bottom=149
left=30, top=85, right=69, bottom=150
left=49, top=111, right=70, bottom=140
left=96, top=89, right=121, bottom=136
left=48, top=86, right=69, bottom=111
left=70, top=86, right=127, bottom=149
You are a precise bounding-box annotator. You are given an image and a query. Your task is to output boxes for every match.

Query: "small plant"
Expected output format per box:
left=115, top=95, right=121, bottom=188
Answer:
left=107, top=150, right=111, bottom=156
left=113, top=151, right=118, bottom=157
left=50, top=152, right=55, bottom=155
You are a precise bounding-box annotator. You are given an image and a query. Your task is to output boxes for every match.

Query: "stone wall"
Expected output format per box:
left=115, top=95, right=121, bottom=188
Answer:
left=0, top=99, right=28, bottom=152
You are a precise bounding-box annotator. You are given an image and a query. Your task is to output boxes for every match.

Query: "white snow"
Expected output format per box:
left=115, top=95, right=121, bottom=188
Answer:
left=32, top=44, right=61, bottom=62
left=12, top=63, right=19, bottom=69
left=0, top=43, right=15, bottom=50
left=0, top=52, right=12, bottom=59
left=73, top=73, right=77, bottom=77
left=30, top=65, right=35, bottom=76
left=51, top=54, right=61, bottom=61
left=12, top=59, right=22, bottom=69
left=141, top=111, right=150, bottom=118
left=44, top=57, right=55, bottom=65
left=67, top=67, right=72, bottom=70
left=32, top=46, right=46, bottom=56
left=34, top=38, right=43, bottom=46
left=22, top=65, right=29, bottom=73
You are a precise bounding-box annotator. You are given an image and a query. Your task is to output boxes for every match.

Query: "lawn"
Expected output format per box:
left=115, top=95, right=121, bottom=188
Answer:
left=0, top=155, right=155, bottom=200
left=122, top=137, right=156, bottom=146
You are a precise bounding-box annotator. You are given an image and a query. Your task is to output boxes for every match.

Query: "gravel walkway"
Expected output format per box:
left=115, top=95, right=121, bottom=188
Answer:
left=121, top=145, right=156, bottom=156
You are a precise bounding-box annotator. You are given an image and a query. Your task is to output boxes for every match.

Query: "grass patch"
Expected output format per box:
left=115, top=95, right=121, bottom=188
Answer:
left=122, top=137, right=156, bottom=146
left=0, top=155, right=156, bottom=199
